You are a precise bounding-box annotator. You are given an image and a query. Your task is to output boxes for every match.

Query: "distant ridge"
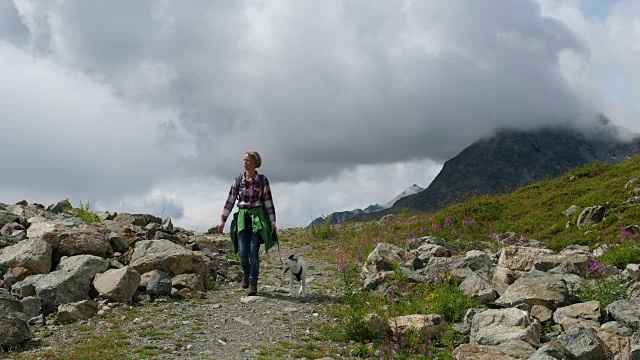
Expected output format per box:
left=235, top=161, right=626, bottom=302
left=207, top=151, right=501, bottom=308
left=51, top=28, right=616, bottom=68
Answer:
left=309, top=184, right=423, bottom=227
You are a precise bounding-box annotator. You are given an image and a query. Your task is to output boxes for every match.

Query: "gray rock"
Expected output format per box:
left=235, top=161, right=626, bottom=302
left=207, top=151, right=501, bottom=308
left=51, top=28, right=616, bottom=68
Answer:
left=495, top=270, right=568, bottom=310
left=606, top=298, right=640, bottom=330
left=93, top=266, right=141, bottom=303
left=57, top=300, right=98, bottom=323
left=560, top=245, right=591, bottom=255
left=576, top=206, right=607, bottom=228
left=459, top=271, right=497, bottom=303
left=139, top=270, right=173, bottom=296
left=130, top=240, right=211, bottom=287
left=528, top=341, right=576, bottom=360
left=562, top=205, right=581, bottom=217
left=108, top=232, right=129, bottom=254
left=600, top=321, right=633, bottom=337
left=557, top=324, right=605, bottom=360
left=470, top=307, right=540, bottom=347
left=0, top=238, right=52, bottom=274
left=0, top=210, right=19, bottom=230
left=0, top=288, right=31, bottom=348
left=11, top=255, right=109, bottom=314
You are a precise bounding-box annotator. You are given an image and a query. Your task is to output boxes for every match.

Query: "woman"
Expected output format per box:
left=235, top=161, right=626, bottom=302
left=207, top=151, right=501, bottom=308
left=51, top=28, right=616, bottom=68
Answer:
left=218, top=151, right=277, bottom=296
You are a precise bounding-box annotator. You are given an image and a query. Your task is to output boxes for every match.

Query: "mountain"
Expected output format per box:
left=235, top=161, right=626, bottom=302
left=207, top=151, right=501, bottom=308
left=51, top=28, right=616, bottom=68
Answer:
left=348, top=122, right=640, bottom=222
left=384, top=184, right=424, bottom=208
left=309, top=184, right=423, bottom=227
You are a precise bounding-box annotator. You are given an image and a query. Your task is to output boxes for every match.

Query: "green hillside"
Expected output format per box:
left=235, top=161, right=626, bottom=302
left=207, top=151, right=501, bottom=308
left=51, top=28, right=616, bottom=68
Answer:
left=299, top=154, right=640, bottom=269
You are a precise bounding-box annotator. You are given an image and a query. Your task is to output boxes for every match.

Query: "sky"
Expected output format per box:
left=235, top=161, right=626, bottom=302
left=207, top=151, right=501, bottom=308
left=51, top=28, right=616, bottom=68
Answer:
left=0, top=0, right=638, bottom=231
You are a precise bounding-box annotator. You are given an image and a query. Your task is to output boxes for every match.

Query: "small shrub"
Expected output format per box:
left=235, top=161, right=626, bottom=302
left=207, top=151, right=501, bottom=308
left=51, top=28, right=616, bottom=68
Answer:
left=311, top=218, right=338, bottom=240
left=64, top=199, right=101, bottom=223
left=575, top=274, right=630, bottom=308
left=599, top=243, right=640, bottom=270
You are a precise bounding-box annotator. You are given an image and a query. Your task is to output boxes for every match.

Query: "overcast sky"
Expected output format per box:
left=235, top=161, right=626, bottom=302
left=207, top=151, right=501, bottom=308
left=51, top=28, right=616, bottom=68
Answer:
left=1, top=0, right=638, bottom=230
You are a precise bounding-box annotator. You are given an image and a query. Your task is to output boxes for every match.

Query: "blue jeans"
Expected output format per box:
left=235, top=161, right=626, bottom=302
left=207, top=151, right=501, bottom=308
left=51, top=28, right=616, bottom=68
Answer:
left=237, top=229, right=261, bottom=280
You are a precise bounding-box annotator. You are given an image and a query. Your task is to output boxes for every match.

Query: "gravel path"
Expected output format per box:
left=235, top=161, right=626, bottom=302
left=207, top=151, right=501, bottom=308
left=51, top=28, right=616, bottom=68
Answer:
left=5, top=243, right=350, bottom=360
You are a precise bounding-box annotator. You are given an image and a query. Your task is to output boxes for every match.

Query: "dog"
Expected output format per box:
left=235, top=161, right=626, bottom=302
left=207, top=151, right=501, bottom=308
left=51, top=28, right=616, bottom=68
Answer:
left=282, top=254, right=308, bottom=297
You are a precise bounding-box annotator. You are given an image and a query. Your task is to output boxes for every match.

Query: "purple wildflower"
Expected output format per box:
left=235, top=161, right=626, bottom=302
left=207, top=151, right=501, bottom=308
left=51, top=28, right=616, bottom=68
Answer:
left=490, top=232, right=497, bottom=240
left=432, top=223, right=441, bottom=231
left=355, top=251, right=361, bottom=262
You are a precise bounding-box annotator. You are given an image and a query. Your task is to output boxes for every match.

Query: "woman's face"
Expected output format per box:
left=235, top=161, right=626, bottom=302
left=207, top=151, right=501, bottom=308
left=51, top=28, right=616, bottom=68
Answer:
left=243, top=154, right=255, bottom=171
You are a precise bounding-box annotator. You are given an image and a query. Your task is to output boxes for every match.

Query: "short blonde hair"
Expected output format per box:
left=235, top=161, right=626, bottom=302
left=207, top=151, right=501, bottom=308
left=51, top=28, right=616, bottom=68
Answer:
left=245, top=151, right=262, bottom=168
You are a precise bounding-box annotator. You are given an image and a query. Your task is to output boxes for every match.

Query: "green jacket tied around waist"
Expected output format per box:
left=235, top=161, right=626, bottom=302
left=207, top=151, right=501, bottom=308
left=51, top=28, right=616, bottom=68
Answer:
left=230, top=208, right=276, bottom=254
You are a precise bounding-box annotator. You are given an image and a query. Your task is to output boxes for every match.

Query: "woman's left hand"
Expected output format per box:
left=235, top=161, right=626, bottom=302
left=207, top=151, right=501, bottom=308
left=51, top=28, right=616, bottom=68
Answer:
left=271, top=224, right=277, bottom=232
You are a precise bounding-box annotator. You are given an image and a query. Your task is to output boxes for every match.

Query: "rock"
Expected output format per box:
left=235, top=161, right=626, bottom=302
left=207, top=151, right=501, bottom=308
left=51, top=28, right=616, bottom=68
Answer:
left=533, top=253, right=592, bottom=277
left=528, top=341, right=575, bottom=360
left=20, top=296, right=41, bottom=319
left=553, top=301, right=601, bottom=331
left=624, top=196, right=640, bottom=205
left=108, top=232, right=129, bottom=254
left=493, top=339, right=537, bottom=359
left=113, top=213, right=162, bottom=227
left=139, top=270, right=173, bottom=297
left=0, top=222, right=27, bottom=244
left=459, top=271, right=497, bottom=304
left=387, top=314, right=446, bottom=336
left=57, top=300, right=98, bottom=323
left=0, top=210, right=19, bottom=230
left=498, top=246, right=554, bottom=272
left=576, top=206, right=607, bottom=228
left=172, top=274, right=205, bottom=292
left=452, top=344, right=517, bottom=359
left=563, top=205, right=581, bottom=216
left=0, top=238, right=53, bottom=274
left=559, top=245, right=591, bottom=255
left=361, top=243, right=421, bottom=278
left=57, top=226, right=112, bottom=258
left=470, top=308, right=540, bottom=347
left=606, top=298, right=640, bottom=331
left=491, top=265, right=520, bottom=295
left=625, top=177, right=639, bottom=190
left=0, top=288, right=31, bottom=348
left=130, top=240, right=211, bottom=287
left=600, top=321, right=633, bottom=337
left=557, top=324, right=605, bottom=360
left=495, top=270, right=568, bottom=310
left=531, top=305, right=553, bottom=323
left=93, top=267, right=141, bottom=303
left=11, top=255, right=109, bottom=314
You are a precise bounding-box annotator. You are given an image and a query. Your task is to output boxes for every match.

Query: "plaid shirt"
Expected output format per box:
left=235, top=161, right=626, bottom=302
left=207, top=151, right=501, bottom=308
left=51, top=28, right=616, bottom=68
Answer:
left=221, top=172, right=276, bottom=225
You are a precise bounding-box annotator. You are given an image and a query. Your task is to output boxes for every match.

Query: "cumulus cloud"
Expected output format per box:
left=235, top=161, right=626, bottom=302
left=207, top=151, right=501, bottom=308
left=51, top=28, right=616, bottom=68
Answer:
left=8, top=0, right=599, bottom=183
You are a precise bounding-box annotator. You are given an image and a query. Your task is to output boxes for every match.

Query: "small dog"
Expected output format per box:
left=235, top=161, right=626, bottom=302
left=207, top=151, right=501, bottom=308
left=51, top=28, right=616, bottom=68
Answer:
left=282, top=254, right=307, bottom=297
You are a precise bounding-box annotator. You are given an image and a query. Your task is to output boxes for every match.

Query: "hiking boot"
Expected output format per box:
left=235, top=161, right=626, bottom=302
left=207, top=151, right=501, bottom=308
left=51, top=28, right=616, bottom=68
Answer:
left=241, top=274, right=249, bottom=289
left=248, top=279, right=258, bottom=296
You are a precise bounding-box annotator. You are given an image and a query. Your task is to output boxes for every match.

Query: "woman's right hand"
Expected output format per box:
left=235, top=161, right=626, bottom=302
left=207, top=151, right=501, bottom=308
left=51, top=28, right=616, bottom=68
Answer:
left=217, top=223, right=225, bottom=234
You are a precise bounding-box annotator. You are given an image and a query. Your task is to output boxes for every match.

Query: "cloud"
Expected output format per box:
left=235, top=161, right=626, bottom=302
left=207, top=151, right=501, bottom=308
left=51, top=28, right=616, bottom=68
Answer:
left=9, top=0, right=599, bottom=183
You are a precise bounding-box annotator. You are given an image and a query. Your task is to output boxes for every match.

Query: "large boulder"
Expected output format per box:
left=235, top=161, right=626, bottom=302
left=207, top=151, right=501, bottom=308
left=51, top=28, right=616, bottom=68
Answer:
left=11, top=255, right=109, bottom=314
left=470, top=308, right=540, bottom=347
left=606, top=298, right=640, bottom=331
left=498, top=246, right=554, bottom=272
left=576, top=206, right=607, bottom=228
left=361, top=242, right=421, bottom=278
left=130, top=240, right=210, bottom=287
left=93, top=267, right=141, bottom=303
left=0, top=238, right=52, bottom=274
left=557, top=324, right=605, bottom=360
left=495, top=270, right=569, bottom=310
left=0, top=289, right=31, bottom=348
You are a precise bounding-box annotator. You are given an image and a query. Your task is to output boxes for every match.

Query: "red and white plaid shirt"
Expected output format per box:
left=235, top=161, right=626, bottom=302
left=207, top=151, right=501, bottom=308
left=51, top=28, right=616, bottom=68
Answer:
left=221, top=171, right=276, bottom=225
